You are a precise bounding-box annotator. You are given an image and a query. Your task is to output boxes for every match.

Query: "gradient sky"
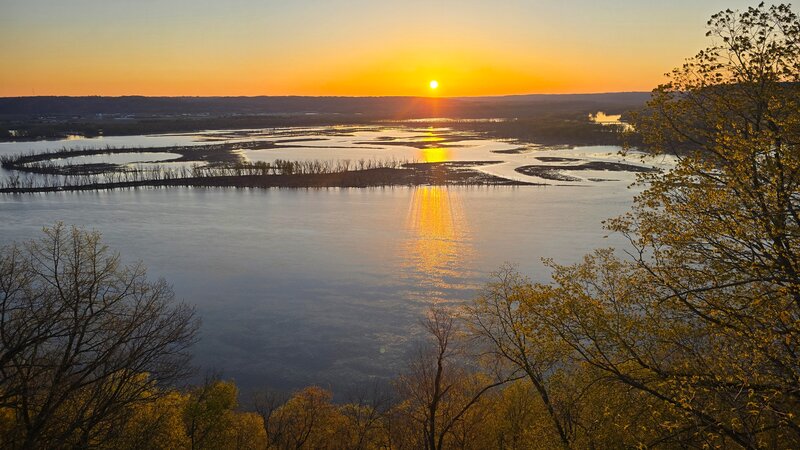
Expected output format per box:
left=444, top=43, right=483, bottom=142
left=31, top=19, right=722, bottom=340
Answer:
left=0, top=0, right=776, bottom=97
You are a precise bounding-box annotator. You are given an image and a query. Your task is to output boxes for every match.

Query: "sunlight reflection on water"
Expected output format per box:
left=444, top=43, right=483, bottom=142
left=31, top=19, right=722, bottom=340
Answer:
left=0, top=124, right=659, bottom=393
left=400, top=186, right=474, bottom=304
left=0, top=185, right=636, bottom=393
left=419, top=147, right=451, bottom=163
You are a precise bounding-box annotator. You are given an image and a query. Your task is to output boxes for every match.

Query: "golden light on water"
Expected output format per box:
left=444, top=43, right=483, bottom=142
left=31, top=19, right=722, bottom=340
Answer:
left=421, top=148, right=450, bottom=163
left=400, top=186, right=473, bottom=303
left=400, top=126, right=472, bottom=301
left=420, top=129, right=450, bottom=163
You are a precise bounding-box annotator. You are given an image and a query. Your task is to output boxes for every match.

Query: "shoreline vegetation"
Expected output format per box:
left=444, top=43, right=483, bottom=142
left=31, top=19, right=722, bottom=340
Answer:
left=0, top=140, right=659, bottom=193
left=0, top=150, right=537, bottom=193
left=0, top=121, right=647, bottom=193
left=0, top=104, right=642, bottom=193
left=0, top=165, right=534, bottom=194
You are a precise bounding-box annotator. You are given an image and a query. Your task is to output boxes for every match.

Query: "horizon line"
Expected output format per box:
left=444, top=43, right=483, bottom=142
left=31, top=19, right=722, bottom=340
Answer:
left=0, top=91, right=652, bottom=100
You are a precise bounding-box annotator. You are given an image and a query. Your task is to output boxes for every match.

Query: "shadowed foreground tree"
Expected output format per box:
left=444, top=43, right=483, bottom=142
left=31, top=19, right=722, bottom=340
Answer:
left=0, top=223, right=199, bottom=449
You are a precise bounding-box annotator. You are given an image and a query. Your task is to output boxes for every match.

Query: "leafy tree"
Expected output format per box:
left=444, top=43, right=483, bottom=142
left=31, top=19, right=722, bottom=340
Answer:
left=227, top=410, right=268, bottom=450
left=263, top=386, right=346, bottom=450
left=468, top=3, right=800, bottom=448
left=467, top=265, right=683, bottom=449
left=618, top=2, right=800, bottom=445
left=184, top=379, right=240, bottom=450
left=109, top=378, right=266, bottom=450
left=0, top=223, right=198, bottom=449
left=111, top=389, right=190, bottom=450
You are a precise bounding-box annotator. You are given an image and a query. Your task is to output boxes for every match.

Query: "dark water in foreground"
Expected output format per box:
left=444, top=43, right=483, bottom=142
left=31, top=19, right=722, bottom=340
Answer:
left=0, top=185, right=633, bottom=392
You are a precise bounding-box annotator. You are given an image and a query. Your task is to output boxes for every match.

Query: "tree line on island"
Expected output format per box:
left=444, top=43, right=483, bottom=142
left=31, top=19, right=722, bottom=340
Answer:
left=2, top=3, right=800, bottom=449
left=0, top=157, right=414, bottom=192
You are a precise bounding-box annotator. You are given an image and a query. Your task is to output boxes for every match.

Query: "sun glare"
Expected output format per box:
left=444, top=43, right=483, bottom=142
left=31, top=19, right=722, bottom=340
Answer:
left=429, top=80, right=439, bottom=90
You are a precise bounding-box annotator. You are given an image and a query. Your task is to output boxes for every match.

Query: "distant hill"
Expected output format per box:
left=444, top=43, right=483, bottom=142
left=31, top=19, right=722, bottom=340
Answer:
left=0, top=93, right=650, bottom=119
left=459, top=92, right=651, bottom=104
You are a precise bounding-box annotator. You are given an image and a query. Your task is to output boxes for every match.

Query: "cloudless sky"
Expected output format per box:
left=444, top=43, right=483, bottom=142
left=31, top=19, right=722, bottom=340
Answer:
left=0, top=0, right=779, bottom=96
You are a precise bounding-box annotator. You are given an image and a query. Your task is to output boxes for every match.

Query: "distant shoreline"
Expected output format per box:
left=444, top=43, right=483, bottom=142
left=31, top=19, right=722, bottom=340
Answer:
left=0, top=93, right=646, bottom=146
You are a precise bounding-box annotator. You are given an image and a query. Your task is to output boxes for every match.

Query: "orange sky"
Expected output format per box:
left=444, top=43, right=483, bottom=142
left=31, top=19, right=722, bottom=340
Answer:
left=0, top=0, right=773, bottom=97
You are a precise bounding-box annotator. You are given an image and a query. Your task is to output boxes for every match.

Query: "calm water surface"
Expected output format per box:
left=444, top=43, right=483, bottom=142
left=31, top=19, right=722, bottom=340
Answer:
left=0, top=128, right=646, bottom=392
left=0, top=185, right=633, bottom=392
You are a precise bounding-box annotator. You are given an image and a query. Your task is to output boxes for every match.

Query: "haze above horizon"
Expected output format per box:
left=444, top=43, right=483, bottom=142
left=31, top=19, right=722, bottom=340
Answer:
left=0, top=0, right=773, bottom=97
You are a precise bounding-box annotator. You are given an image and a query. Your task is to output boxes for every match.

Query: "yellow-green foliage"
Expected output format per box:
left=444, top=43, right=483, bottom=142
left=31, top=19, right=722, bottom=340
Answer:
left=109, top=380, right=267, bottom=450
left=4, top=4, right=800, bottom=449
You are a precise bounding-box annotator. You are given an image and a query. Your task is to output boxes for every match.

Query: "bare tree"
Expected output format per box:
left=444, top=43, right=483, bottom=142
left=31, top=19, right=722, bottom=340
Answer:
left=339, top=381, right=391, bottom=450
left=394, top=307, right=518, bottom=450
left=252, top=388, right=291, bottom=448
left=465, top=265, right=576, bottom=449
left=0, top=223, right=199, bottom=449
left=256, top=385, right=343, bottom=450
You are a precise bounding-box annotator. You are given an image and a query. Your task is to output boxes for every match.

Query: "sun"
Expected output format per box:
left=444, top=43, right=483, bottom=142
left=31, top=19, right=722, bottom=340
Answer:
left=429, top=80, right=439, bottom=90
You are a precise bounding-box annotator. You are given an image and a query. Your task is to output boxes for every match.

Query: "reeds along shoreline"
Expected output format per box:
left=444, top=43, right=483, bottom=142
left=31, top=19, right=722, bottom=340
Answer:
left=0, top=157, right=414, bottom=192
